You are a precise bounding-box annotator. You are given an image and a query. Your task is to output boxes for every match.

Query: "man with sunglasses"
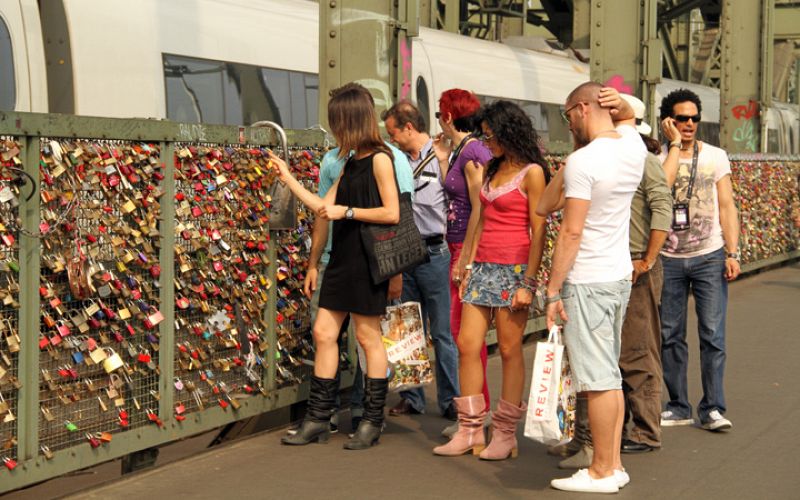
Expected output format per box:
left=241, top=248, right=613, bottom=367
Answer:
left=657, top=88, right=740, bottom=433
left=545, top=82, right=643, bottom=494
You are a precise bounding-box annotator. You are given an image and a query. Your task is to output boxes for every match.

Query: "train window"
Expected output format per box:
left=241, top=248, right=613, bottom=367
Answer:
left=259, top=69, right=319, bottom=129
left=766, top=128, right=780, bottom=154
left=163, top=54, right=318, bottom=128
left=0, top=16, right=15, bottom=110
left=416, top=76, right=430, bottom=133
left=477, top=94, right=566, bottom=148
left=697, top=123, right=720, bottom=147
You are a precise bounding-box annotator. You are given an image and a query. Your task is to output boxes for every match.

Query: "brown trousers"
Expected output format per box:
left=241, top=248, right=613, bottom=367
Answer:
left=619, top=257, right=664, bottom=447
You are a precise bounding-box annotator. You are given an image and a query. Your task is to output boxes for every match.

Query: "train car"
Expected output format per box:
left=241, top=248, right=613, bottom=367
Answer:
left=1, top=0, right=796, bottom=153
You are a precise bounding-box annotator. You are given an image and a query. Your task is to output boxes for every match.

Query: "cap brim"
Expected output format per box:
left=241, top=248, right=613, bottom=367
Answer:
left=636, top=122, right=652, bottom=136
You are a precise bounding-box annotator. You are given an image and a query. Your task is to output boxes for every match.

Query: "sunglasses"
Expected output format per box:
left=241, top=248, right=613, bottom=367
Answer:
left=477, top=134, right=494, bottom=142
left=560, top=102, right=584, bottom=124
left=673, top=114, right=701, bottom=123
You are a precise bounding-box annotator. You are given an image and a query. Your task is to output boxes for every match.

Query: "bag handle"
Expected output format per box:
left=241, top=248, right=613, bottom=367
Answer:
left=546, top=325, right=561, bottom=345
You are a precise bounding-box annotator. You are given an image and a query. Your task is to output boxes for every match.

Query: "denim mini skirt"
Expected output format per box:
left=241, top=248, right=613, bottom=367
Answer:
left=462, top=262, right=528, bottom=307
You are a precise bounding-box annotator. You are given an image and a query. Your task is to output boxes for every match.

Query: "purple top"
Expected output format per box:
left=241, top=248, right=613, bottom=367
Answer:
left=444, top=140, right=494, bottom=243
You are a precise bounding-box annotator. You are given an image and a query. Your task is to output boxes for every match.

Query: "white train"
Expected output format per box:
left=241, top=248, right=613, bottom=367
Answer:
left=1, top=0, right=797, bottom=153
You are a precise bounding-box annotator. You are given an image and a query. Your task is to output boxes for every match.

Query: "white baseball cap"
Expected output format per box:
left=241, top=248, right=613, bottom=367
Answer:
left=620, top=93, right=652, bottom=136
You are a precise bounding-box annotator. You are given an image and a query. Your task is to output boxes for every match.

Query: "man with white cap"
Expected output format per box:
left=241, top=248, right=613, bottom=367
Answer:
left=617, top=93, right=672, bottom=453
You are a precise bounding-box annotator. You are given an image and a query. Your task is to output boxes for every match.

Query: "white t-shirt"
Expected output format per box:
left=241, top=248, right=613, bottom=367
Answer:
left=563, top=125, right=646, bottom=283
left=658, top=143, right=730, bottom=258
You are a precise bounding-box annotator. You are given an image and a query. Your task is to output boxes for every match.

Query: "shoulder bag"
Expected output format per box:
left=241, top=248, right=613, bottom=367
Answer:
left=360, top=161, right=429, bottom=285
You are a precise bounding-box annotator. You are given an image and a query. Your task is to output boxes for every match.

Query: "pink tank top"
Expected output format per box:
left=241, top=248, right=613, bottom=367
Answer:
left=474, top=164, right=535, bottom=265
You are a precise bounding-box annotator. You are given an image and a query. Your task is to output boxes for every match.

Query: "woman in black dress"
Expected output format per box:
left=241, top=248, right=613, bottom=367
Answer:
left=268, top=83, right=399, bottom=450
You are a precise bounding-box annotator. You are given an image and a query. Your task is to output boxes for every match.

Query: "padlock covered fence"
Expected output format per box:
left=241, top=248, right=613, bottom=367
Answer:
left=0, top=111, right=798, bottom=492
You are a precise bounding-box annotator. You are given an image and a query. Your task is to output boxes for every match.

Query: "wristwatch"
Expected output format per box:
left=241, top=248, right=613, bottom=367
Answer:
left=345, top=207, right=354, bottom=220
left=726, top=251, right=740, bottom=260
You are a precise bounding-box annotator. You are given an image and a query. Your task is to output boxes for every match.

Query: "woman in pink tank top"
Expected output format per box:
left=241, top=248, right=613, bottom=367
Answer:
left=434, top=100, right=549, bottom=461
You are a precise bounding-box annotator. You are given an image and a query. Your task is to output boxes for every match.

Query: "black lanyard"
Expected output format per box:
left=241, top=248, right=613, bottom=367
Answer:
left=448, top=134, right=474, bottom=170
left=672, top=141, right=699, bottom=201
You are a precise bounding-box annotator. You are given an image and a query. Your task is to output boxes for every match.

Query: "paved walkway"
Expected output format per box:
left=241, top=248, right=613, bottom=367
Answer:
left=57, top=262, right=800, bottom=499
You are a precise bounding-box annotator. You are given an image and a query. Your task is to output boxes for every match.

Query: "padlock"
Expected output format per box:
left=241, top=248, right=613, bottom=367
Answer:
left=90, top=346, right=108, bottom=363
left=102, top=348, right=124, bottom=373
left=86, top=433, right=102, bottom=448
left=41, top=445, right=54, bottom=460
left=65, top=420, right=78, bottom=432
left=3, top=456, right=17, bottom=470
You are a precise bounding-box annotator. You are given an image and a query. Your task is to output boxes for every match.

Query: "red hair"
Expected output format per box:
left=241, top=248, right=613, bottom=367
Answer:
left=438, top=89, right=481, bottom=121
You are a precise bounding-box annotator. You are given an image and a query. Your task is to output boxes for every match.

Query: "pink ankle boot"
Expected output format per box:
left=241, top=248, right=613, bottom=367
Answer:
left=433, top=394, right=487, bottom=456
left=479, top=399, right=526, bottom=460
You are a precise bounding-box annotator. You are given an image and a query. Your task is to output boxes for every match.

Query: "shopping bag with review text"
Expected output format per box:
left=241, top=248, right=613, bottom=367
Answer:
left=360, top=301, right=432, bottom=392
left=524, top=325, right=576, bottom=445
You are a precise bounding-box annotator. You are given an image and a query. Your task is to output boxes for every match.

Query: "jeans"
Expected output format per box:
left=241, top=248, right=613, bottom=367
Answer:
left=660, top=247, right=728, bottom=423
left=562, top=279, right=632, bottom=392
left=620, top=257, right=663, bottom=447
left=399, top=242, right=460, bottom=414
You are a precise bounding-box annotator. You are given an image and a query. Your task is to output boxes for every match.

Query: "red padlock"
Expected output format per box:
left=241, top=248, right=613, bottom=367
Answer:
left=149, top=265, right=161, bottom=279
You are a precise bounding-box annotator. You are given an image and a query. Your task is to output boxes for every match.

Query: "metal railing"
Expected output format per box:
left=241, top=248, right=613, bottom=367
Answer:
left=0, top=111, right=797, bottom=493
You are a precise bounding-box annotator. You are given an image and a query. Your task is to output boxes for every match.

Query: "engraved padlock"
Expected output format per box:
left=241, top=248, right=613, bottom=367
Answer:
left=102, top=348, right=123, bottom=373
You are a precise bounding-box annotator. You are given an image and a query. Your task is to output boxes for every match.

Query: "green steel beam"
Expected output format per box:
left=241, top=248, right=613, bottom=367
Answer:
left=0, top=112, right=325, bottom=147
left=719, top=0, right=768, bottom=153
left=266, top=234, right=277, bottom=393
left=17, top=136, right=42, bottom=463
left=774, top=5, right=800, bottom=39
left=157, top=142, right=176, bottom=420
left=571, top=0, right=590, bottom=50
left=589, top=1, right=661, bottom=124
left=318, top=1, right=405, bottom=128
left=444, top=0, right=460, bottom=33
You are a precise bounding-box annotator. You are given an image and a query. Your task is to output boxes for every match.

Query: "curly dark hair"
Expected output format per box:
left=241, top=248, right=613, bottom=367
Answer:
left=478, top=100, right=549, bottom=183
left=659, top=88, right=702, bottom=120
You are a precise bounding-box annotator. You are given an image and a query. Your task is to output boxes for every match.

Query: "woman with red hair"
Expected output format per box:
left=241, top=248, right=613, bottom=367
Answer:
left=433, top=89, right=493, bottom=421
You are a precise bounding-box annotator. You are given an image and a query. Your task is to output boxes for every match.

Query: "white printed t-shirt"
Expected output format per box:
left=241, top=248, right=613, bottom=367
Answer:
left=658, top=143, right=730, bottom=258
left=563, top=125, right=646, bottom=283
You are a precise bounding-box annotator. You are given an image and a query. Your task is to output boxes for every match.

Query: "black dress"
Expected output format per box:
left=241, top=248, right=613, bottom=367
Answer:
left=319, top=153, right=390, bottom=315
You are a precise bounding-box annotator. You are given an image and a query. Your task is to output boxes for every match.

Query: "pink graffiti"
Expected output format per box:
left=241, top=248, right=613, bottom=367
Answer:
left=400, top=38, right=411, bottom=100
left=603, top=75, right=633, bottom=95
left=731, top=100, right=758, bottom=120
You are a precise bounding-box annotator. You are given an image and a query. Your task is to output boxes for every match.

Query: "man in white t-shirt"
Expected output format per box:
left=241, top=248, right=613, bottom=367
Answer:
left=657, top=88, right=740, bottom=432
left=544, top=82, right=645, bottom=494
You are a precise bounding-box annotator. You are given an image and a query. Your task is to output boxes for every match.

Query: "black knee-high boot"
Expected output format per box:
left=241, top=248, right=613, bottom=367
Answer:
left=343, top=377, right=388, bottom=450
left=281, top=376, right=338, bottom=445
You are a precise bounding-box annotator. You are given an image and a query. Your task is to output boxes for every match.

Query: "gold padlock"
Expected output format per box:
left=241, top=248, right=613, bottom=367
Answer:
left=102, top=348, right=124, bottom=373
left=90, top=347, right=108, bottom=364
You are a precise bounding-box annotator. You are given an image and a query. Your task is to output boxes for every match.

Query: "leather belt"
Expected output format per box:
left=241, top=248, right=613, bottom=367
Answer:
left=424, top=234, right=444, bottom=246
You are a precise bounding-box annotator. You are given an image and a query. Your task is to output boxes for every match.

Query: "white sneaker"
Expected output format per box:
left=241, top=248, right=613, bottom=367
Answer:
left=550, top=469, right=619, bottom=494
left=614, top=469, right=630, bottom=488
left=660, top=410, right=694, bottom=427
left=701, top=410, right=732, bottom=431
